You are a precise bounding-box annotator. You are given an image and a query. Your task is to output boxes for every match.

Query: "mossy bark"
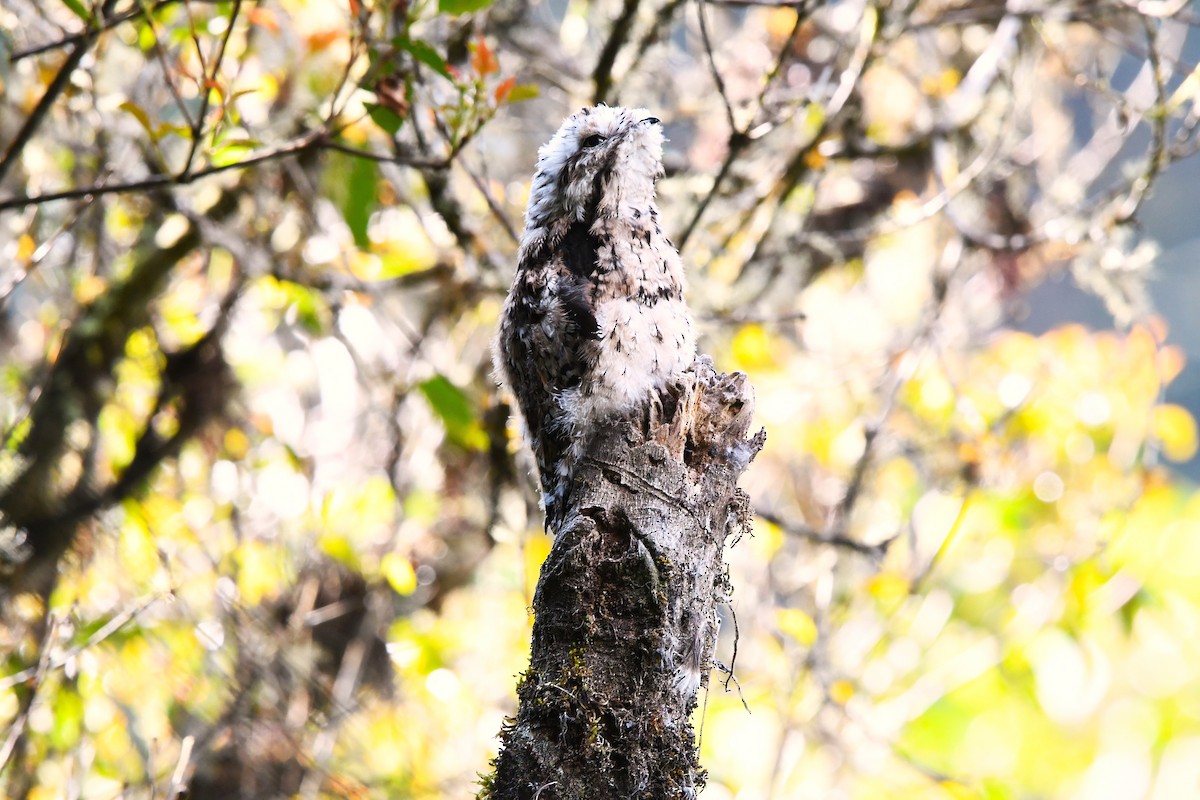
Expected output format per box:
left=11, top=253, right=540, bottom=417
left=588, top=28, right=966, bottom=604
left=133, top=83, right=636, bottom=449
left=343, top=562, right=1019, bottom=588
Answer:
left=488, top=357, right=764, bottom=799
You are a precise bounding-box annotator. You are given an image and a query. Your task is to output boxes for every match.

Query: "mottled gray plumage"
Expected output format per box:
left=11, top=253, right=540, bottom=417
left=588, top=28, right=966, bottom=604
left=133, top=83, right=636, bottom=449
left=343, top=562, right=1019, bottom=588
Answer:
left=495, top=106, right=695, bottom=532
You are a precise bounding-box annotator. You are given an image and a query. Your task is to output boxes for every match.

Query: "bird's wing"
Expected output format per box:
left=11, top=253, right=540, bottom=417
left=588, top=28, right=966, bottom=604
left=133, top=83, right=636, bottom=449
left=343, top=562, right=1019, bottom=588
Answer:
left=498, top=223, right=602, bottom=512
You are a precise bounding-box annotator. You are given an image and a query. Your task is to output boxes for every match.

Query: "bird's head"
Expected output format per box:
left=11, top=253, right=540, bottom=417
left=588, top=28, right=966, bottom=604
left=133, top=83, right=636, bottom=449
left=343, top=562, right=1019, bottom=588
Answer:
left=524, top=105, right=665, bottom=234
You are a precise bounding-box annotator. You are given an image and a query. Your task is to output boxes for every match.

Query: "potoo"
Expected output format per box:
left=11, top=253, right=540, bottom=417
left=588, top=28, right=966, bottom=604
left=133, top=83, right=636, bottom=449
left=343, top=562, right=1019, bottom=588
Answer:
left=495, top=106, right=696, bottom=532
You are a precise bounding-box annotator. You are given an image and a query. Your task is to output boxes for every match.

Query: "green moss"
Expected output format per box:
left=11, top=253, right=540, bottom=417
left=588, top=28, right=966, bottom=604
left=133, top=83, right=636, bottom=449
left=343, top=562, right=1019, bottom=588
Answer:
left=474, top=768, right=496, bottom=799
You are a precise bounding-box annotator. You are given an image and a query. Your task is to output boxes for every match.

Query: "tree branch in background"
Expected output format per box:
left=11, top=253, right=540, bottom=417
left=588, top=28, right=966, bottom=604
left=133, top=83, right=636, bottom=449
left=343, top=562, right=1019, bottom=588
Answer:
left=0, top=190, right=239, bottom=599
left=0, top=0, right=119, bottom=186
left=7, top=0, right=218, bottom=63
left=592, top=0, right=641, bottom=105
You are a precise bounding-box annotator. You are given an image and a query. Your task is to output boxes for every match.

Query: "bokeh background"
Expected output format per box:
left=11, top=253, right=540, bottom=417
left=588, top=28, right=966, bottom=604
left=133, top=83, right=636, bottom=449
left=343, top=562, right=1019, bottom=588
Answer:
left=3, top=0, right=1200, bottom=798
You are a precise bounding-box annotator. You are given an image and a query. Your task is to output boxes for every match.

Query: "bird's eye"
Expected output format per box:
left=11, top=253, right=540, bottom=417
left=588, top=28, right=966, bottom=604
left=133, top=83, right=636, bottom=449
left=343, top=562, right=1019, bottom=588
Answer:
left=582, top=134, right=605, bottom=148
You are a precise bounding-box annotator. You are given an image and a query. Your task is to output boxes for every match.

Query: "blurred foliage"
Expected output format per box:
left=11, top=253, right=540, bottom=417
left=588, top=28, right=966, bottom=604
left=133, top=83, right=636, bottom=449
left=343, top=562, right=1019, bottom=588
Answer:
left=1, top=0, right=1200, bottom=798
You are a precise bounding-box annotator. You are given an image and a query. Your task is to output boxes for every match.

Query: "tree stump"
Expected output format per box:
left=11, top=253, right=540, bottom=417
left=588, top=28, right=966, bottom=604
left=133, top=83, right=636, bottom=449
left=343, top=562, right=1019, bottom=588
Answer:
left=487, top=356, right=765, bottom=799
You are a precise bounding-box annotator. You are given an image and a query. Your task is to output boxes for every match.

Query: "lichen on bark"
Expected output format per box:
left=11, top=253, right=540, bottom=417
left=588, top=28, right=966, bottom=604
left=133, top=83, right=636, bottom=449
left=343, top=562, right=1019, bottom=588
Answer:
left=486, top=356, right=765, bottom=799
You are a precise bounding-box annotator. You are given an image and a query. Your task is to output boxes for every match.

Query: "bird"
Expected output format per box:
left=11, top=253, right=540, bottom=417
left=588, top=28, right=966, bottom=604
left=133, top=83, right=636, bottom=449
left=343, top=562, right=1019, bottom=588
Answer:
left=494, top=105, right=696, bottom=533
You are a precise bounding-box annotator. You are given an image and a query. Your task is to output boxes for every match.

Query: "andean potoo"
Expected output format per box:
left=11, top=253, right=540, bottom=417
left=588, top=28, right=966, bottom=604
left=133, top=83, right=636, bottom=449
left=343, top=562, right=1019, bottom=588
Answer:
left=494, top=106, right=696, bottom=532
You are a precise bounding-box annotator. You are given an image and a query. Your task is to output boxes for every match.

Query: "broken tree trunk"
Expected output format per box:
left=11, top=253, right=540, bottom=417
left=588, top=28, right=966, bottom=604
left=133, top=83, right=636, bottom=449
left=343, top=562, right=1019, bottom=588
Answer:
left=487, top=356, right=765, bottom=799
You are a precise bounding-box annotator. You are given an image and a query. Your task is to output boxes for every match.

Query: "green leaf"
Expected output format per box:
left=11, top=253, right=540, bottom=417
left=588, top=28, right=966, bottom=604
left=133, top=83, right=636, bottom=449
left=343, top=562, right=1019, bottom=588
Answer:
left=365, top=101, right=404, bottom=136
left=438, top=0, right=494, bottom=14
left=119, top=100, right=156, bottom=141
left=418, top=375, right=487, bottom=450
left=982, top=778, right=1016, bottom=800
left=61, top=0, right=90, bottom=22
left=50, top=690, right=83, bottom=749
left=280, top=281, right=327, bottom=333
left=419, top=375, right=472, bottom=432
left=382, top=553, right=418, bottom=595
left=154, top=123, right=194, bottom=142
left=344, top=155, right=379, bottom=249
left=209, top=137, right=259, bottom=168
left=395, top=37, right=452, bottom=81
left=507, top=83, right=539, bottom=103
left=318, top=533, right=361, bottom=571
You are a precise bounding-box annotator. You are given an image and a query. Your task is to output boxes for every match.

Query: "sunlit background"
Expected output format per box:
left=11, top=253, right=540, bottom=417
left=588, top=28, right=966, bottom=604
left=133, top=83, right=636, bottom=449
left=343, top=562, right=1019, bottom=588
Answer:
left=2, top=0, right=1200, bottom=798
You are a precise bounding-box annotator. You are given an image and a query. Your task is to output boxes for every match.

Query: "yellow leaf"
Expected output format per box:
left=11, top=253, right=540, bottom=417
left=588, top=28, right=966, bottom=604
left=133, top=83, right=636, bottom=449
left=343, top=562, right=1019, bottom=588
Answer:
left=1152, top=403, right=1198, bottom=462
left=369, top=209, right=438, bottom=277
left=524, top=532, right=553, bottom=600
left=15, top=234, right=34, bottom=263
left=730, top=324, right=776, bottom=371
left=75, top=274, right=107, bottom=304
left=802, top=147, right=826, bottom=170
left=776, top=608, right=818, bottom=646
left=1128, top=324, right=1159, bottom=368
left=752, top=515, right=785, bottom=559
left=766, top=7, right=799, bottom=40
left=318, top=532, right=361, bottom=571
left=118, top=514, right=159, bottom=586
left=382, top=552, right=418, bottom=595
left=830, top=679, right=855, bottom=704
left=238, top=540, right=283, bottom=605
left=920, top=68, right=960, bottom=98
left=363, top=712, right=407, bottom=774
left=940, top=780, right=983, bottom=800
left=866, top=571, right=909, bottom=604
left=402, top=488, right=440, bottom=524
left=223, top=428, right=250, bottom=459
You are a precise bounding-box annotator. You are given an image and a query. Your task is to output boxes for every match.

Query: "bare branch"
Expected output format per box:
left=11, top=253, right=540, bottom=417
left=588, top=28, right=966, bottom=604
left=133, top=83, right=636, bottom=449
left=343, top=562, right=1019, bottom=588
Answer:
left=7, top=0, right=214, bottom=63
left=136, top=0, right=198, bottom=131
left=0, top=612, right=60, bottom=775
left=696, top=0, right=737, bottom=134
left=0, top=596, right=160, bottom=692
left=592, top=0, right=641, bottom=104
left=0, top=130, right=465, bottom=212
left=0, top=0, right=120, bottom=187
left=755, top=508, right=891, bottom=557
left=180, top=0, right=243, bottom=175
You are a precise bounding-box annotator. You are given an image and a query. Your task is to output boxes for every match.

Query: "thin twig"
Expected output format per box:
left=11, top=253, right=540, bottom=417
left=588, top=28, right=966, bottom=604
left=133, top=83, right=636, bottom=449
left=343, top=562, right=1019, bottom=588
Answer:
left=319, top=139, right=449, bottom=169
left=0, top=130, right=415, bottom=211
left=678, top=1, right=822, bottom=251
left=0, top=194, right=99, bottom=310
left=701, top=5, right=880, bottom=277
left=8, top=0, right=211, bottom=63
left=677, top=132, right=750, bottom=251
left=756, top=508, right=891, bottom=557
left=0, top=595, right=160, bottom=691
left=0, top=612, right=60, bottom=774
left=1111, top=14, right=1169, bottom=224
left=136, top=0, right=197, bottom=131
left=696, top=0, right=737, bottom=134
left=720, top=602, right=745, bottom=704
left=460, top=157, right=521, bottom=244
left=166, top=736, right=195, bottom=800
left=909, top=492, right=974, bottom=593
left=0, top=0, right=120, bottom=186
left=622, top=0, right=688, bottom=81
left=296, top=592, right=381, bottom=800
left=180, top=0, right=243, bottom=175
left=592, top=0, right=641, bottom=104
